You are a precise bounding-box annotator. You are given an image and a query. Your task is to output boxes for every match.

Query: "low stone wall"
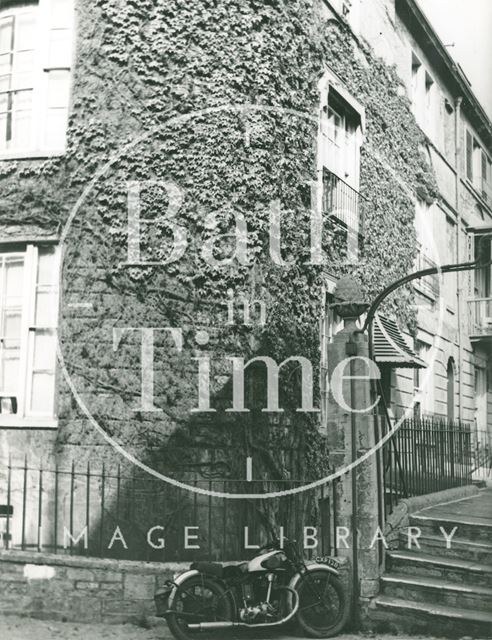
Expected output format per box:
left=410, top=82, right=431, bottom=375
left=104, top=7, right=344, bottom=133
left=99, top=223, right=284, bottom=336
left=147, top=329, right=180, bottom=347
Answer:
left=0, top=550, right=187, bottom=624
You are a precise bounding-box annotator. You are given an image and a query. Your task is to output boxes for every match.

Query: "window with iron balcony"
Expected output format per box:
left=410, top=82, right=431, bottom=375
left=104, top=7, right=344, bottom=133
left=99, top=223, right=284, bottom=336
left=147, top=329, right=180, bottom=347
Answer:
left=317, top=71, right=364, bottom=238
left=0, top=0, right=74, bottom=159
left=468, top=233, right=492, bottom=339
left=414, top=199, right=440, bottom=300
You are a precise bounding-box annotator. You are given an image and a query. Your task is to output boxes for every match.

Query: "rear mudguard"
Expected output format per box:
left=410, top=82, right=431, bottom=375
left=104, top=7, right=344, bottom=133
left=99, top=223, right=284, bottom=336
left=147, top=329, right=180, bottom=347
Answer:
left=167, top=568, right=238, bottom=617
left=167, top=569, right=200, bottom=609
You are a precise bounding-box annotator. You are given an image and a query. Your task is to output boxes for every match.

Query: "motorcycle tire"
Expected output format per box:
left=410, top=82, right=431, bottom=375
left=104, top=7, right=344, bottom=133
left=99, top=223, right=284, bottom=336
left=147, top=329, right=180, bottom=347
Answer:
left=296, top=570, right=350, bottom=638
left=166, top=574, right=233, bottom=640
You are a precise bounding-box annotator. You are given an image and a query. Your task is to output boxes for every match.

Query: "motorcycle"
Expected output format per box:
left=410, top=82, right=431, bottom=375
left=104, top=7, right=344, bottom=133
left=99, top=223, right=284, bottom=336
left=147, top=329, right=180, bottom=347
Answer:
left=154, top=537, right=350, bottom=639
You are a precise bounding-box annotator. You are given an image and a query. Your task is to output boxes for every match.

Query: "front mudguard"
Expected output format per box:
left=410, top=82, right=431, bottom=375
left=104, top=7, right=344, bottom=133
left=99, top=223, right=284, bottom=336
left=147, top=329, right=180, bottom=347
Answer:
left=289, top=562, right=340, bottom=591
left=287, top=562, right=341, bottom=611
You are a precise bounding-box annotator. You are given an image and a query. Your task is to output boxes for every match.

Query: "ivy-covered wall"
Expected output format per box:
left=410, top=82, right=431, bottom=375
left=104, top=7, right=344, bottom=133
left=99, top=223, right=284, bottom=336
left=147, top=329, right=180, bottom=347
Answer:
left=1, top=0, right=438, bottom=527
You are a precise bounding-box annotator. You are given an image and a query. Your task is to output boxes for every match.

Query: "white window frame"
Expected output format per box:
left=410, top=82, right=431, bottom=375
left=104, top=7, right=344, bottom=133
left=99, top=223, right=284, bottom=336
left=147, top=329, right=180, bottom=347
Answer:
left=0, top=0, right=74, bottom=160
left=318, top=71, right=364, bottom=189
left=424, top=70, right=436, bottom=139
left=410, top=51, right=440, bottom=142
left=464, top=127, right=492, bottom=200
left=474, top=365, right=487, bottom=432
left=0, top=243, right=60, bottom=428
left=414, top=339, right=435, bottom=416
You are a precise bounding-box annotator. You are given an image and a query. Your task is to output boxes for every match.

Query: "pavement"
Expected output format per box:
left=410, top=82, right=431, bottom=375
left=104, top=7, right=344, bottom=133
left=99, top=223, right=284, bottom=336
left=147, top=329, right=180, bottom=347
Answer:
left=0, top=615, right=458, bottom=640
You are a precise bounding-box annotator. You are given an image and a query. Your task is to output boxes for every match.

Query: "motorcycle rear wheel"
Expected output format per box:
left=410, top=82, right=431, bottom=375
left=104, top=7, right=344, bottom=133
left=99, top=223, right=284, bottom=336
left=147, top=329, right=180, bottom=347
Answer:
left=296, top=570, right=350, bottom=638
left=166, top=575, right=233, bottom=640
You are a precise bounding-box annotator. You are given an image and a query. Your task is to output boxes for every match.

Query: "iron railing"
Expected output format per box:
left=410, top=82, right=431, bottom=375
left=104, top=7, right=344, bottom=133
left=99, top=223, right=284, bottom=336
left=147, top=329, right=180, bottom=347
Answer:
left=0, top=457, right=340, bottom=562
left=382, top=416, right=483, bottom=514
left=468, top=297, right=492, bottom=337
left=469, top=430, right=492, bottom=482
left=322, top=168, right=362, bottom=234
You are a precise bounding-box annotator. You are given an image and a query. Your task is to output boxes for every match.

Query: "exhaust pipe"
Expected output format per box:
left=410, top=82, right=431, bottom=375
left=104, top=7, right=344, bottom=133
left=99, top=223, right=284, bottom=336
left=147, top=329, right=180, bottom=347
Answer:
left=188, top=587, right=299, bottom=631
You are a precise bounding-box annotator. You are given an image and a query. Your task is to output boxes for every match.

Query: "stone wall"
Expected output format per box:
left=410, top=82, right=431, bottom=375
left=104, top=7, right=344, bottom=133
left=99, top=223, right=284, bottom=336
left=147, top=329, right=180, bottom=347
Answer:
left=0, top=550, right=185, bottom=624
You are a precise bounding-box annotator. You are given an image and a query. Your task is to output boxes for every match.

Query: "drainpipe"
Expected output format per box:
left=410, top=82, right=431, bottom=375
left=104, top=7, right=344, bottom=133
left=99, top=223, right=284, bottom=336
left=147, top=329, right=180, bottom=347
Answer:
left=454, top=97, right=463, bottom=421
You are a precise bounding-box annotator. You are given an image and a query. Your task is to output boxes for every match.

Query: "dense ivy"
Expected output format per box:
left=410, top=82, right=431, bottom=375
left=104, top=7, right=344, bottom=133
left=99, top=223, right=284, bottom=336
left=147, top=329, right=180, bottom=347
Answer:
left=0, top=1, right=437, bottom=511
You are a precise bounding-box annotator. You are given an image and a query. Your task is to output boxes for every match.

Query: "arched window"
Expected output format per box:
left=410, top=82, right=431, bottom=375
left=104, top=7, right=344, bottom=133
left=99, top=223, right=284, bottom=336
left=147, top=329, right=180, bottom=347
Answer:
left=446, top=358, right=455, bottom=422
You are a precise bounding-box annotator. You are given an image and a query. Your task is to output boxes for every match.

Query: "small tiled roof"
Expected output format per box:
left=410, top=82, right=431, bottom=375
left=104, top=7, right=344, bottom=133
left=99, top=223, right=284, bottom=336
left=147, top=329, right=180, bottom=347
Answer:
left=372, top=313, right=426, bottom=369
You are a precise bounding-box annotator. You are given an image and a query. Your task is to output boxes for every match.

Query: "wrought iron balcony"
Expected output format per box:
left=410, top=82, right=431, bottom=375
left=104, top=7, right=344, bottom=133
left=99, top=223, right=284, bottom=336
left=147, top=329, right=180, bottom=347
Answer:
left=322, top=168, right=362, bottom=235
left=468, top=297, right=492, bottom=339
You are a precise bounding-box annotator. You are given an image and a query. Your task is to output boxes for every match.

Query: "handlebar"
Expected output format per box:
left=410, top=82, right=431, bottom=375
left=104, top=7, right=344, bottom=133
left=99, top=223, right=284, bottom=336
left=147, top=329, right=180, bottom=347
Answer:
left=258, top=536, right=297, bottom=553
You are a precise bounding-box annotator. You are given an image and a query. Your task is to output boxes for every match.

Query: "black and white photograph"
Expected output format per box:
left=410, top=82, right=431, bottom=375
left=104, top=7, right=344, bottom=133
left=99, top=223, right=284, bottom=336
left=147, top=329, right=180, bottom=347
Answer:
left=0, top=0, right=491, bottom=639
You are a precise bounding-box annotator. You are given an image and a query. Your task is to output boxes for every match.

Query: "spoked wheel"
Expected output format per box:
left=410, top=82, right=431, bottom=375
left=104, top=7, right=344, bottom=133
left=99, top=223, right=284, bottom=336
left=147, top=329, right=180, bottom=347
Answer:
left=166, top=575, right=233, bottom=640
left=296, top=570, right=350, bottom=638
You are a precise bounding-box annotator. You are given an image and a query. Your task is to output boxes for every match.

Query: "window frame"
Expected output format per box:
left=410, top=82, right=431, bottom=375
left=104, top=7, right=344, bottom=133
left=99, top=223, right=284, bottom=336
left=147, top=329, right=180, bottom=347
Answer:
left=465, top=126, right=492, bottom=201
left=0, top=0, right=74, bottom=160
left=0, top=242, right=60, bottom=428
left=317, top=69, right=365, bottom=189
left=413, top=339, right=435, bottom=417
left=410, top=50, right=441, bottom=142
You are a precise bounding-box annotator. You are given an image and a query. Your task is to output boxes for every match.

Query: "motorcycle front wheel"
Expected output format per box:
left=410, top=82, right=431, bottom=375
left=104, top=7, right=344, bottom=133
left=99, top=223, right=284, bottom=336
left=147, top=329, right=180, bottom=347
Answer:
left=166, top=574, right=233, bottom=640
left=296, top=570, right=350, bottom=638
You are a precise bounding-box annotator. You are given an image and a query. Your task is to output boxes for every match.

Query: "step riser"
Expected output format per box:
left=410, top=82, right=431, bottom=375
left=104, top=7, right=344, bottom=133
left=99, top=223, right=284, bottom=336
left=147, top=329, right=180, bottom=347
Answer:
left=408, top=517, right=492, bottom=543
left=387, top=557, right=492, bottom=588
left=398, top=534, right=492, bottom=564
left=381, top=581, right=492, bottom=613
left=370, top=605, right=492, bottom=639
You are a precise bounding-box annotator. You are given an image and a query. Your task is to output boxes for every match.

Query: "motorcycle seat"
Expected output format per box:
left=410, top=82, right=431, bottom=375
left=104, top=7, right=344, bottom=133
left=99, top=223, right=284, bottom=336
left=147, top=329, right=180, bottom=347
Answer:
left=190, top=561, right=224, bottom=577
left=190, top=561, right=248, bottom=579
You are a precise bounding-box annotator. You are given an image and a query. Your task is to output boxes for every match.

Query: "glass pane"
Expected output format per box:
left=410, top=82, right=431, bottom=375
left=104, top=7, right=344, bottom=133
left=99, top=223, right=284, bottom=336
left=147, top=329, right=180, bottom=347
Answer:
left=48, top=28, right=71, bottom=67
left=0, top=347, right=19, bottom=393
left=44, top=107, right=67, bottom=149
left=14, top=89, right=32, bottom=109
left=30, top=372, right=55, bottom=414
left=0, top=18, right=13, bottom=54
left=46, top=71, right=69, bottom=108
left=12, top=106, right=31, bottom=148
left=16, top=13, right=35, bottom=50
left=33, top=331, right=56, bottom=370
left=0, top=74, right=10, bottom=93
left=0, top=113, right=7, bottom=149
left=4, top=311, right=21, bottom=338
left=5, top=258, right=23, bottom=297
left=37, top=247, right=56, bottom=285
left=35, top=289, right=56, bottom=326
left=12, top=50, right=34, bottom=89
left=0, top=52, right=12, bottom=76
left=51, top=0, right=72, bottom=28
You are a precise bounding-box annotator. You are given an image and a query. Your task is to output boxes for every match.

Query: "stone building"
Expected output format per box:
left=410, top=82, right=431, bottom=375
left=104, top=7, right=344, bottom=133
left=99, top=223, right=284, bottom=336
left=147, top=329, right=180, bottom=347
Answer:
left=370, top=0, right=492, bottom=446
left=0, top=0, right=490, bottom=558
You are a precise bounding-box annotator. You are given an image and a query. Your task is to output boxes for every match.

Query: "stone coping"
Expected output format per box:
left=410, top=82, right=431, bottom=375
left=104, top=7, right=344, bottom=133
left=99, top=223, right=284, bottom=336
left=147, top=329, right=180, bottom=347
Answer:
left=0, top=549, right=188, bottom=574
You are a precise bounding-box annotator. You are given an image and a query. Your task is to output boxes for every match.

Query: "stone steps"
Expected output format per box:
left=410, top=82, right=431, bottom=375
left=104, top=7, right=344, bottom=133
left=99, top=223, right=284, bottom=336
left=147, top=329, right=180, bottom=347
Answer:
left=371, top=490, right=492, bottom=637
left=398, top=530, right=492, bottom=563
left=380, top=573, right=492, bottom=613
left=372, top=595, right=492, bottom=639
left=409, top=512, right=492, bottom=543
left=386, top=549, right=492, bottom=587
